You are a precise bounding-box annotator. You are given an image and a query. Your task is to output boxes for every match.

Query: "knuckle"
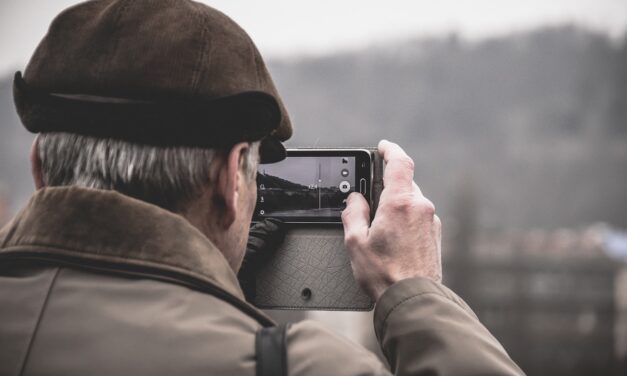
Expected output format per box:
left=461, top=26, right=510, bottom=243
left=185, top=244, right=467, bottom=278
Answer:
left=420, top=199, right=436, bottom=217
left=433, top=214, right=442, bottom=227
left=344, top=232, right=362, bottom=249
left=389, top=197, right=412, bottom=213
left=400, top=156, right=415, bottom=172
left=388, top=194, right=432, bottom=213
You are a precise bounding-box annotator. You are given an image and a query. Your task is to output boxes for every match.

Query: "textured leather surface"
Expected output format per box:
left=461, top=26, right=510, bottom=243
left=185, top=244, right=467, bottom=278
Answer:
left=252, top=148, right=383, bottom=311
left=253, top=227, right=373, bottom=310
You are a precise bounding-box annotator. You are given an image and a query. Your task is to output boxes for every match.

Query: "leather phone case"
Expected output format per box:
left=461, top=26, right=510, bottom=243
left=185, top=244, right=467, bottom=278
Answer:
left=252, top=150, right=383, bottom=311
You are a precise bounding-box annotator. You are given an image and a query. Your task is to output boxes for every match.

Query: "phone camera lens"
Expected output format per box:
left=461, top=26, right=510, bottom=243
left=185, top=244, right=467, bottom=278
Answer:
left=341, top=169, right=349, bottom=177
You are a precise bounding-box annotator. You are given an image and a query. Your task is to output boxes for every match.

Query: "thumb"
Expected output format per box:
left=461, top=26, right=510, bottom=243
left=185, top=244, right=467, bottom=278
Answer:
left=341, top=192, right=371, bottom=244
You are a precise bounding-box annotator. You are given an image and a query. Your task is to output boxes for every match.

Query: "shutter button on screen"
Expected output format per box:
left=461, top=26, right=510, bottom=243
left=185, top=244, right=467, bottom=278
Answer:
left=359, top=178, right=367, bottom=194
left=339, top=181, right=351, bottom=193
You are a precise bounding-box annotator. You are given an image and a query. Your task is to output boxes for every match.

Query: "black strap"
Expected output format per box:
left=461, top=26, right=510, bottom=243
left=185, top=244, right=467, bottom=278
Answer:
left=256, top=323, right=289, bottom=376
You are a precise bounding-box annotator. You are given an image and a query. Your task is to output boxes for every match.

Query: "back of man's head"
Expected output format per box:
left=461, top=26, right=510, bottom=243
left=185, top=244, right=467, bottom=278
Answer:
left=35, top=133, right=259, bottom=212
left=14, top=0, right=293, bottom=211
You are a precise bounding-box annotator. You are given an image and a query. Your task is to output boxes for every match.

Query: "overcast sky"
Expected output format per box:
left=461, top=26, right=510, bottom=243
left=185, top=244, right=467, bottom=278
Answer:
left=1, top=0, right=626, bottom=76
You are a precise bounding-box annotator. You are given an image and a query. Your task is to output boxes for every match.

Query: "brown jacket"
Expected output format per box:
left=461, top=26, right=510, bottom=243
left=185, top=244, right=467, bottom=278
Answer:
left=0, top=187, right=524, bottom=375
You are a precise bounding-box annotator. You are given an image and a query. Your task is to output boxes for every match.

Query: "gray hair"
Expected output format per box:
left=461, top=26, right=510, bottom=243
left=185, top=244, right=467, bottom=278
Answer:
left=37, top=133, right=260, bottom=211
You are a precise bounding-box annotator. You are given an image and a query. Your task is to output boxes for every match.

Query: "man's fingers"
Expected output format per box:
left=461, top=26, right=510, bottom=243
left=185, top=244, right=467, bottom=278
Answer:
left=246, top=218, right=285, bottom=258
left=249, top=218, right=284, bottom=240
left=341, top=192, right=371, bottom=249
left=411, top=181, right=424, bottom=197
left=378, top=140, right=415, bottom=192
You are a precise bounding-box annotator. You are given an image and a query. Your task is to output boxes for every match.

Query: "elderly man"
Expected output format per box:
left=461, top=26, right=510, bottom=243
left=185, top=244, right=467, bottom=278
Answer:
left=0, top=1, right=523, bottom=375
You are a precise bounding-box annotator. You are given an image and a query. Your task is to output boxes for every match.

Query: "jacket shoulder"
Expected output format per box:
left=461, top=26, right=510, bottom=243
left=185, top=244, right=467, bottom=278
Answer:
left=0, top=264, right=260, bottom=376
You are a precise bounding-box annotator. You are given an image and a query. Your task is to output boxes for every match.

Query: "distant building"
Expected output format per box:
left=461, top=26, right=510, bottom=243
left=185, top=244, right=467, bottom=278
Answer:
left=444, top=224, right=626, bottom=375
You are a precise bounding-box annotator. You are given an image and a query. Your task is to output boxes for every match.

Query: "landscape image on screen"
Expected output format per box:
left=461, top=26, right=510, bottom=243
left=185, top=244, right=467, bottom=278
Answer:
left=255, top=156, right=355, bottom=218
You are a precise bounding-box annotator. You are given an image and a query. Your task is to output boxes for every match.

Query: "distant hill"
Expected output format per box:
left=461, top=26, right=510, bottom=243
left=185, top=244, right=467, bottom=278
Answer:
left=1, top=25, right=626, bottom=228
left=267, top=26, right=627, bottom=229
left=257, top=172, right=307, bottom=190
left=256, top=172, right=345, bottom=214
left=0, top=77, right=35, bottom=212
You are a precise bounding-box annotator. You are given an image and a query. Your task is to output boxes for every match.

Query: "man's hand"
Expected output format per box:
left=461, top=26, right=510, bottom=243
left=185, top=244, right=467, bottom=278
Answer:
left=238, top=218, right=285, bottom=301
left=341, top=140, right=442, bottom=301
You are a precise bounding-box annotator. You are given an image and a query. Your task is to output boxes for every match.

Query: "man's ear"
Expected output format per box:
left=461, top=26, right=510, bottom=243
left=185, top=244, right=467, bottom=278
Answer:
left=214, top=142, right=250, bottom=228
left=30, top=136, right=45, bottom=190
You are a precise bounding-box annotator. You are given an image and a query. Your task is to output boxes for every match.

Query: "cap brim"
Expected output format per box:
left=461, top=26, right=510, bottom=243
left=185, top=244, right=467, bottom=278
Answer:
left=259, top=136, right=286, bottom=164
left=13, top=71, right=284, bottom=151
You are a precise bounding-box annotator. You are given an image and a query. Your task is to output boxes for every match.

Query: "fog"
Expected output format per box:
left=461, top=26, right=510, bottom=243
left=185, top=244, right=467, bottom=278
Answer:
left=1, top=1, right=626, bottom=374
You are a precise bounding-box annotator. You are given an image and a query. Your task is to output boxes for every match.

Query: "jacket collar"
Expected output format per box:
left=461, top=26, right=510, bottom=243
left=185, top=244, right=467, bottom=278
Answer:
left=0, top=186, right=246, bottom=301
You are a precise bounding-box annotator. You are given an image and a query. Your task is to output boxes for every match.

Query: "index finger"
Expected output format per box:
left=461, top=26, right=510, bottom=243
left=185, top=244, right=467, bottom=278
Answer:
left=378, top=140, right=415, bottom=192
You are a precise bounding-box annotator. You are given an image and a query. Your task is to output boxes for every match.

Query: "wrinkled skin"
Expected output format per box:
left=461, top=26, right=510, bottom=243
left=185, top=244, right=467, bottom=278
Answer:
left=342, top=140, right=442, bottom=300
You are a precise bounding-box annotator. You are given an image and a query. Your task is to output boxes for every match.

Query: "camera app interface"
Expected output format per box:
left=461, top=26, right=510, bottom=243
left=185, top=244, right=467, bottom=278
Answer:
left=255, top=156, right=356, bottom=220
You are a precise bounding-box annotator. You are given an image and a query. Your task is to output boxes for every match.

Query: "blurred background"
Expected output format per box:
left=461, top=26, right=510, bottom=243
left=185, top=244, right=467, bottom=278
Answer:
left=1, top=1, right=626, bottom=374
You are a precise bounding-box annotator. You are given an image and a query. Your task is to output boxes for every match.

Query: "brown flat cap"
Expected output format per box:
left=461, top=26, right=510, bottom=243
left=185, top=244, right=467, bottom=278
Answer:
left=14, top=0, right=292, bottom=163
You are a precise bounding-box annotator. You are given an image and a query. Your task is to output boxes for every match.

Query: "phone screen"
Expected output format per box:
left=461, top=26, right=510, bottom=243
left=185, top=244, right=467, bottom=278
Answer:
left=254, top=150, right=371, bottom=223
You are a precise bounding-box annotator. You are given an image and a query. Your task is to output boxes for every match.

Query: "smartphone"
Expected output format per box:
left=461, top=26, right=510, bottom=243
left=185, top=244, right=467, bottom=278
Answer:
left=253, top=148, right=374, bottom=224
